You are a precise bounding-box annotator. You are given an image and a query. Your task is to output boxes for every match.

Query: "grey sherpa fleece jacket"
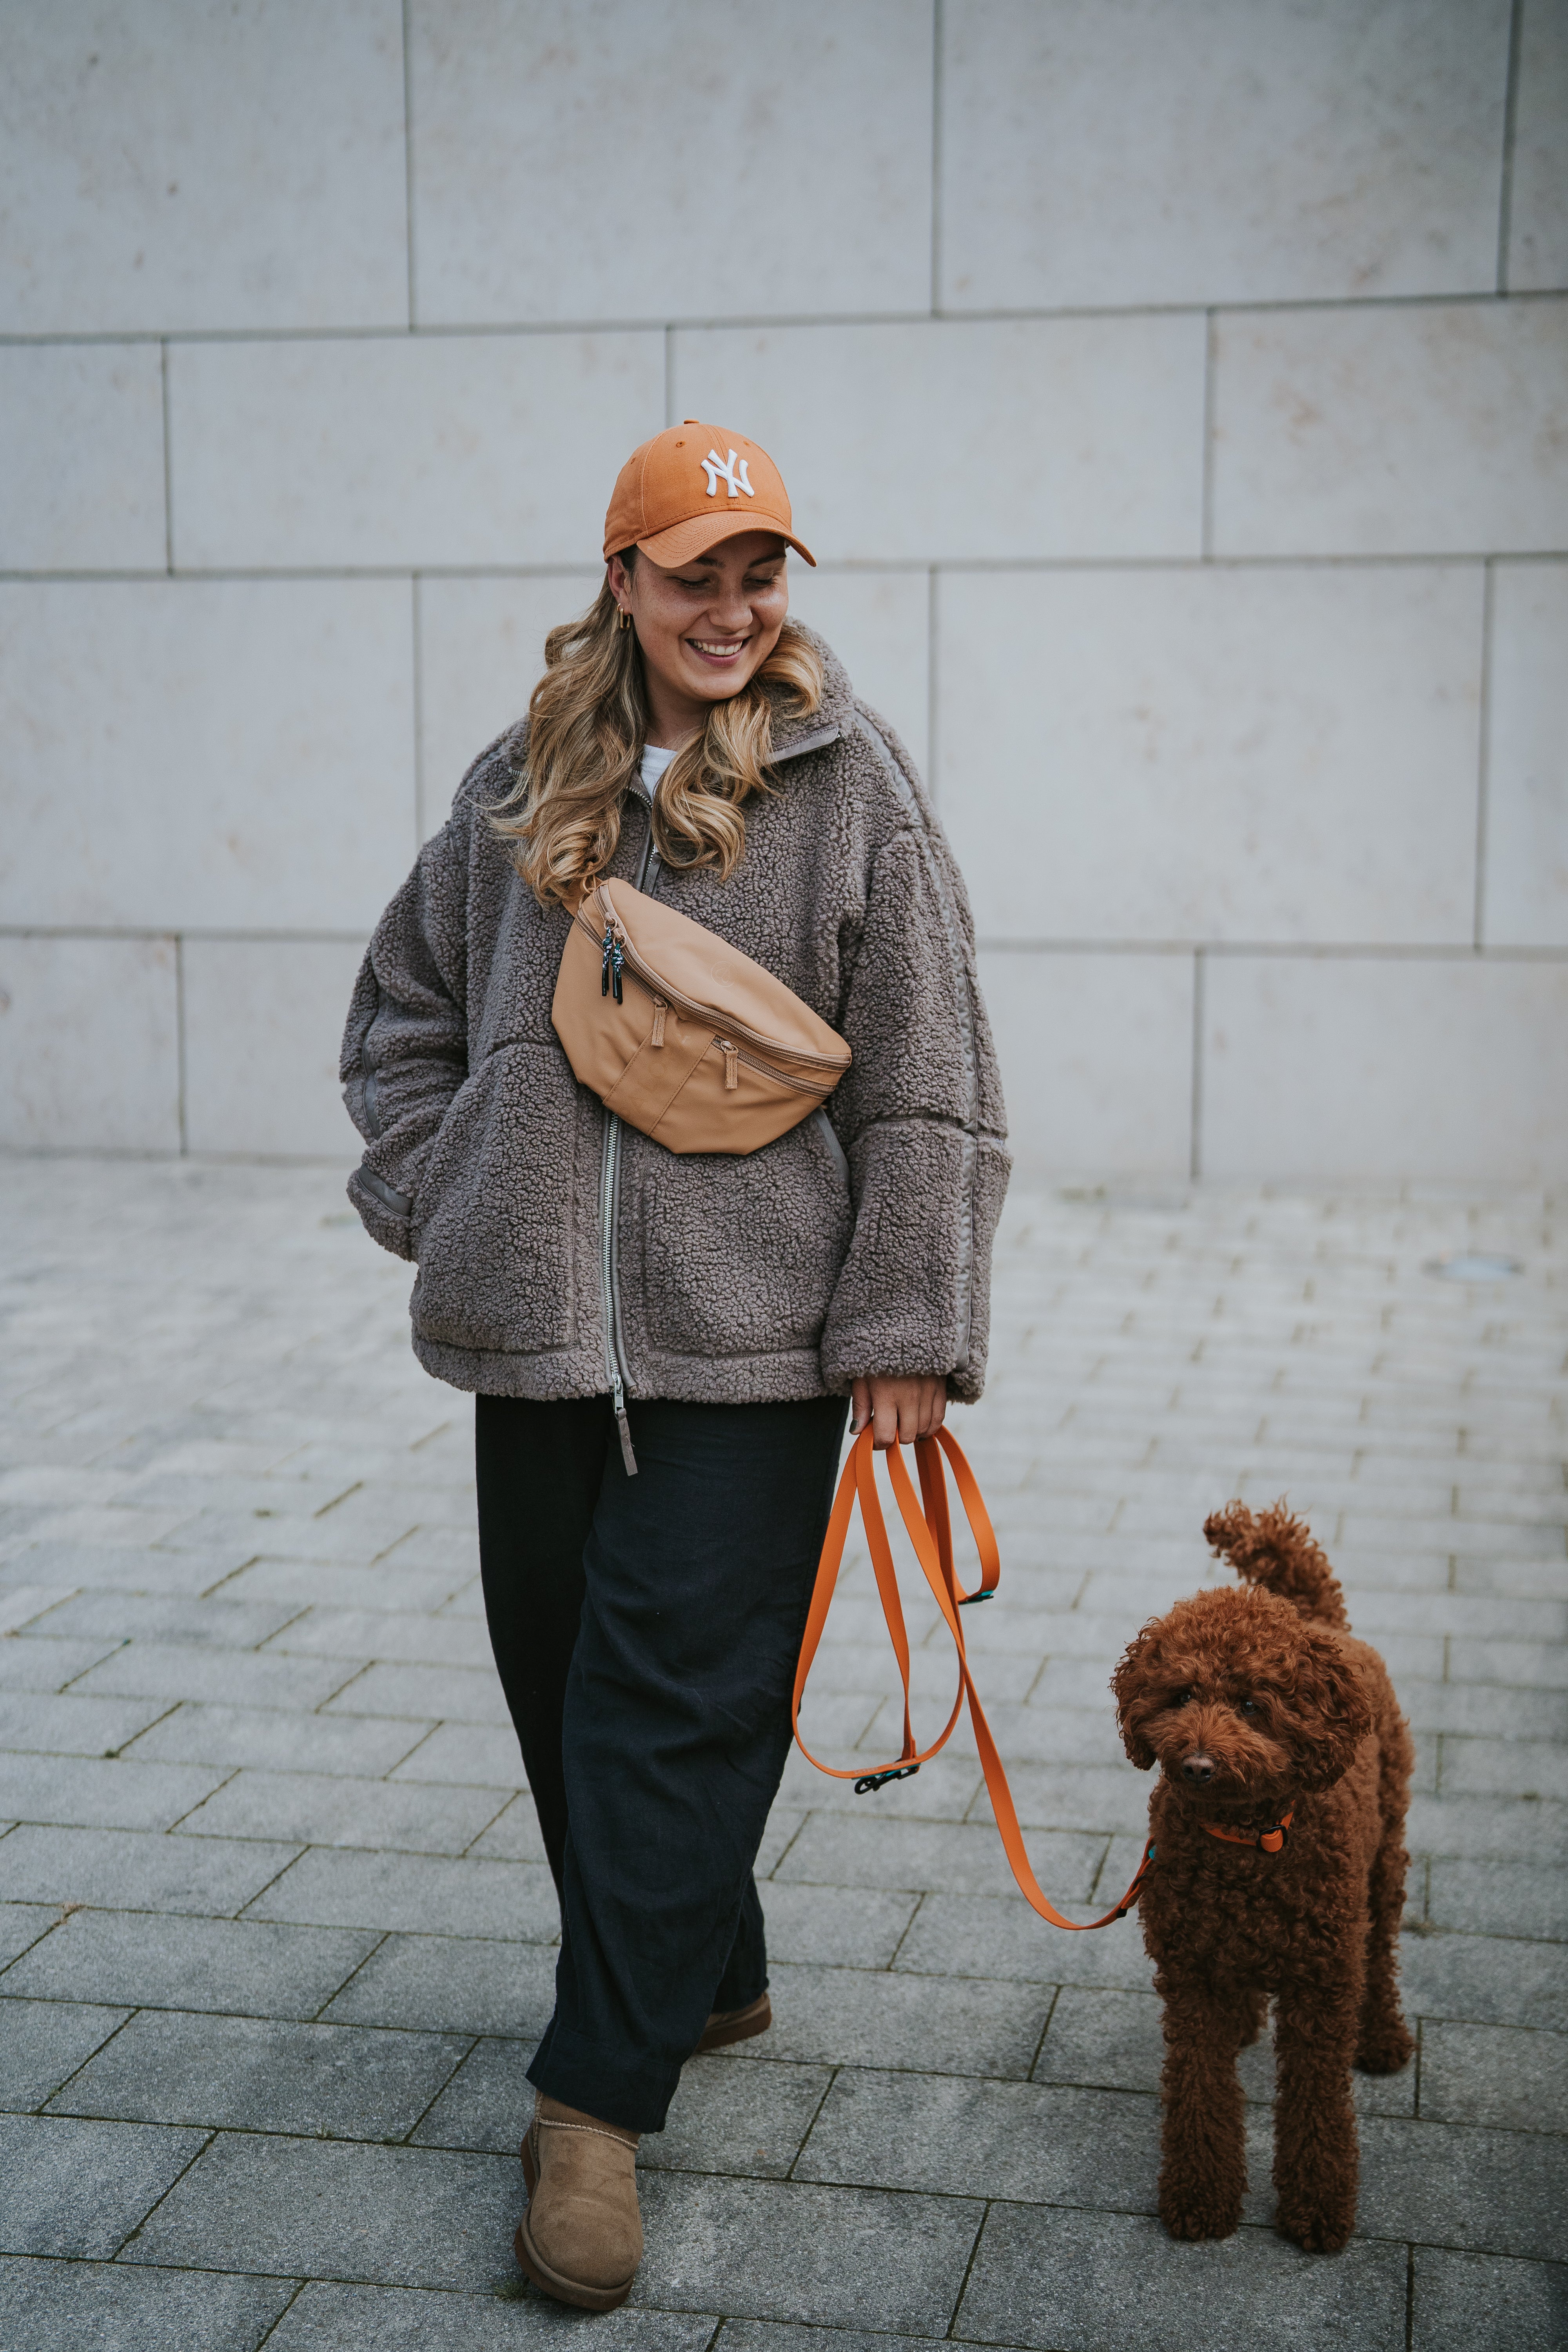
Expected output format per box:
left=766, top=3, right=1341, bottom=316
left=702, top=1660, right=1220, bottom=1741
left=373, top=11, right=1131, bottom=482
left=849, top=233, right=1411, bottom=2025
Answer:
left=340, top=632, right=1010, bottom=1406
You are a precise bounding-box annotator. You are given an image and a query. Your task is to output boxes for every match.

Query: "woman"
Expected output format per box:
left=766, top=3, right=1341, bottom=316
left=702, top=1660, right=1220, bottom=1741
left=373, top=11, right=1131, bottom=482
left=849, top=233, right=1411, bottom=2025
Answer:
left=341, top=421, right=1009, bottom=2309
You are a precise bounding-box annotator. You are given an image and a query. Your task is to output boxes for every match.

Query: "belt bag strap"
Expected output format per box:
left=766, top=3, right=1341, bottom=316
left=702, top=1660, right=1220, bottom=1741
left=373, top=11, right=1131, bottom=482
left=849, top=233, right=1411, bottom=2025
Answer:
left=792, top=1427, right=1154, bottom=1933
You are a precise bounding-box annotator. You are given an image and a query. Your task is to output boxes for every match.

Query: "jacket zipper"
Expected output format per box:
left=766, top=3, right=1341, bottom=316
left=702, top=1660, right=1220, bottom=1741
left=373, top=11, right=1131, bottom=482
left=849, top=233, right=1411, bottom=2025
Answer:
left=597, top=724, right=840, bottom=1469
left=599, top=820, right=660, bottom=1475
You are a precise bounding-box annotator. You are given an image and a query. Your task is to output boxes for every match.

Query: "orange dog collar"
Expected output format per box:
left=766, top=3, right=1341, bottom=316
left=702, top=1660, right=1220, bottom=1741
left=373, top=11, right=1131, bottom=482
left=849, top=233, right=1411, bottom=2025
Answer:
left=1203, top=1802, right=1295, bottom=1855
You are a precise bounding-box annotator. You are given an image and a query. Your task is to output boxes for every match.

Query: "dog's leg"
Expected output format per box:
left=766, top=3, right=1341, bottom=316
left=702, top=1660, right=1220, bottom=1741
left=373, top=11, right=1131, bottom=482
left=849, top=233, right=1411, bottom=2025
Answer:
left=1272, top=1979, right=1361, bottom=2253
left=1357, top=1745, right=1415, bottom=2074
left=1156, top=1974, right=1248, bottom=2241
left=1238, top=1986, right=1269, bottom=2048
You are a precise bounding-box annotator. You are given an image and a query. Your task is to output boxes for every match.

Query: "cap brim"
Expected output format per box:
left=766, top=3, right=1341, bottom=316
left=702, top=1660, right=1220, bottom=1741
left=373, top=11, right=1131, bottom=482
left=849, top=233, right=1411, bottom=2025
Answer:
left=635, top=510, right=816, bottom=568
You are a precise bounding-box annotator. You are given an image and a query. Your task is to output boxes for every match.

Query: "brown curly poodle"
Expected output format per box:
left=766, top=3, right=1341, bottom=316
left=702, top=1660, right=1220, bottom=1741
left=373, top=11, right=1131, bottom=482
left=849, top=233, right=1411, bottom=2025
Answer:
left=1111, top=1502, right=1414, bottom=2253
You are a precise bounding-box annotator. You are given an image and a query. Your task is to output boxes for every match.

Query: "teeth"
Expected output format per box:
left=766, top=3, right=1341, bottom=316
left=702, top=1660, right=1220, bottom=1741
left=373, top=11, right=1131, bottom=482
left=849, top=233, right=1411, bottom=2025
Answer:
left=690, top=639, right=744, bottom=655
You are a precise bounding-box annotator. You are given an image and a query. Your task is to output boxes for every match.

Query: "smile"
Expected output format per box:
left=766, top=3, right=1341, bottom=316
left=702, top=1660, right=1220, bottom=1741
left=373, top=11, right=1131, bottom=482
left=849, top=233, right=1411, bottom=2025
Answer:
left=686, top=638, right=748, bottom=661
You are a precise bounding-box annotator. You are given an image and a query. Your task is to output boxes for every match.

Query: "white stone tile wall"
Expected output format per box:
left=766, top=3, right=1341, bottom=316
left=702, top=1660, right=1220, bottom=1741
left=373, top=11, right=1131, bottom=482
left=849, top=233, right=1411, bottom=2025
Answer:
left=1, top=0, right=409, bottom=336
left=938, top=0, right=1512, bottom=309
left=183, top=939, right=373, bottom=1159
left=1202, top=954, right=1568, bottom=1183
left=406, top=0, right=937, bottom=326
left=0, top=345, right=167, bottom=572
left=1, top=1, right=1563, bottom=1178
left=1483, top=561, right=1568, bottom=949
left=1510, top=0, right=1568, bottom=291
left=0, top=936, right=180, bottom=1153
left=1210, top=298, right=1568, bottom=557
left=168, top=333, right=665, bottom=569
left=0, top=581, right=417, bottom=935
left=937, top=564, right=1483, bottom=948
left=672, top=316, right=1208, bottom=561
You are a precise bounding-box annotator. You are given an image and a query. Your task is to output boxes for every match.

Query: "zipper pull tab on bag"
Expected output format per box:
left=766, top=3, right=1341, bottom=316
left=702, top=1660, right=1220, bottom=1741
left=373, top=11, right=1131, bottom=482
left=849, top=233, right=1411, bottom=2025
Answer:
left=718, top=1040, right=739, bottom=1091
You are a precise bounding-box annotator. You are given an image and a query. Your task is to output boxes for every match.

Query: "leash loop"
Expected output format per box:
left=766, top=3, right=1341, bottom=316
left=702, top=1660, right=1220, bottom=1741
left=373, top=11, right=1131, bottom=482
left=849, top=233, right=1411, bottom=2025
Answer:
left=792, top=1427, right=1152, bottom=1931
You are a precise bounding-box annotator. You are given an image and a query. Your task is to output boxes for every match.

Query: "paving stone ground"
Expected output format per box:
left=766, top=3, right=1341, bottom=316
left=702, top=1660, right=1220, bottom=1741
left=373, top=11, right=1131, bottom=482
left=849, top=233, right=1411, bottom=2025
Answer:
left=1, top=1154, right=1564, bottom=2350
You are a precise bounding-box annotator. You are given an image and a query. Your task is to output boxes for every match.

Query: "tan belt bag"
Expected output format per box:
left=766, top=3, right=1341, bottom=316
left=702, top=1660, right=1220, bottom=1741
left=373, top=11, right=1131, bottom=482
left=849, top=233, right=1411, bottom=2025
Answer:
left=552, top=875, right=851, bottom=1154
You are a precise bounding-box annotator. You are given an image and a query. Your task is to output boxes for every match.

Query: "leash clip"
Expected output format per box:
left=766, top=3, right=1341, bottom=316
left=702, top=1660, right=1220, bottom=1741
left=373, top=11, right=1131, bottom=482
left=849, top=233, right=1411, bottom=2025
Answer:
left=958, top=1588, right=994, bottom=1605
left=854, top=1762, right=921, bottom=1796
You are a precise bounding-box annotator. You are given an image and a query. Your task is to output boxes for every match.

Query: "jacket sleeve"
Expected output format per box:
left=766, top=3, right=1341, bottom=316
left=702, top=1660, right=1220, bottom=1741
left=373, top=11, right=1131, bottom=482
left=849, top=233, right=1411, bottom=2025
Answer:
left=817, top=714, right=1011, bottom=1405
left=339, top=800, right=474, bottom=1262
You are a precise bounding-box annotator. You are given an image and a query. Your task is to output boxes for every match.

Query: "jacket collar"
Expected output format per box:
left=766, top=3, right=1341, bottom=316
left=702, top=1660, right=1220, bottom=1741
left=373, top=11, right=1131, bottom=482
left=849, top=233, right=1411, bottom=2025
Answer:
left=766, top=624, right=853, bottom=768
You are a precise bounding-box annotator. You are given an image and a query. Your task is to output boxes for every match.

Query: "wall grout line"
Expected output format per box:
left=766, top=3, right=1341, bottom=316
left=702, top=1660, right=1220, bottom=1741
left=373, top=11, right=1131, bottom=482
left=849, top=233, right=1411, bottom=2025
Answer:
left=174, top=933, right=189, bottom=1156
left=7, top=554, right=1563, bottom=587
left=159, top=340, right=174, bottom=573
left=1200, top=308, right=1217, bottom=559
left=4, top=285, right=1566, bottom=356
left=927, top=565, right=940, bottom=800
left=929, top=0, right=945, bottom=316
left=1474, top=560, right=1496, bottom=950
left=1189, top=948, right=1205, bottom=1181
left=410, top=574, right=426, bottom=849
left=976, top=938, right=1568, bottom=963
left=664, top=323, right=676, bottom=426
left=1497, top=0, right=1525, bottom=295
left=9, top=923, right=1568, bottom=964
left=1, top=925, right=376, bottom=946
left=401, top=0, right=418, bottom=327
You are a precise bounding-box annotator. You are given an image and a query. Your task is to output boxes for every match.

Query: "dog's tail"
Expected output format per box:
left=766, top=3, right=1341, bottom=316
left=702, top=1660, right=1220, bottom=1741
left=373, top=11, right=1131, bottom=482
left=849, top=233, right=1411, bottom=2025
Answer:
left=1202, top=1500, right=1350, bottom=1630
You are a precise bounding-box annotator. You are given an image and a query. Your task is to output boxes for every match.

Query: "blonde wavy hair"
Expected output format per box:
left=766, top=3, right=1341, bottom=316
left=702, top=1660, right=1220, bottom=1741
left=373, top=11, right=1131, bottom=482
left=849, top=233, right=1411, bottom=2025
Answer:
left=489, top=560, right=824, bottom=907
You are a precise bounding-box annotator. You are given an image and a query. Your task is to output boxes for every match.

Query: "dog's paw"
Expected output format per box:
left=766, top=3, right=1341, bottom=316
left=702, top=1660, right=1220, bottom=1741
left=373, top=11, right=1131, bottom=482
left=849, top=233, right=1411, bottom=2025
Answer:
left=1355, top=2022, right=1414, bottom=2075
left=1275, top=2194, right=1355, bottom=2254
left=1158, top=2183, right=1243, bottom=2242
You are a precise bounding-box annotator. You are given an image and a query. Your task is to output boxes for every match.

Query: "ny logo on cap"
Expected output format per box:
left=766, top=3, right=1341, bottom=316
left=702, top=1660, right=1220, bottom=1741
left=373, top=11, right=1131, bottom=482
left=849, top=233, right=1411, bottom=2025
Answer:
left=701, top=447, right=755, bottom=500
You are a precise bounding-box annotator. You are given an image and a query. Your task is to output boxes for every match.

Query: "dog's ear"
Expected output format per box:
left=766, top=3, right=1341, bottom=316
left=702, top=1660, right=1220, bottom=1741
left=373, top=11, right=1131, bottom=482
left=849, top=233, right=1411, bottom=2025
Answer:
left=1111, top=1625, right=1159, bottom=1770
left=1289, top=1631, right=1374, bottom=1791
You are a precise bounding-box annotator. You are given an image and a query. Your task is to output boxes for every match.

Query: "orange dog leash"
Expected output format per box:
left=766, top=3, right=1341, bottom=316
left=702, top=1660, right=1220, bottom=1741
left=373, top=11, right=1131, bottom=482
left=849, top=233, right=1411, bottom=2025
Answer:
left=792, top=1427, right=1155, bottom=1931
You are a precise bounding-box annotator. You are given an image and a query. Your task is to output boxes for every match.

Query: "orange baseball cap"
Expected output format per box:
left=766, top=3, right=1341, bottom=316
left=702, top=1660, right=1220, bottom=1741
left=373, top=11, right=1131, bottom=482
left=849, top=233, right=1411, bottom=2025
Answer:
left=603, top=421, right=815, bottom=568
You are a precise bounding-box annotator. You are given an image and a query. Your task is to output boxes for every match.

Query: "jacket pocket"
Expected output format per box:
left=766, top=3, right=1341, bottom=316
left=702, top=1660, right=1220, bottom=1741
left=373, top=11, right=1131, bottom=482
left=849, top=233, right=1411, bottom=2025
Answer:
left=635, top=1114, right=852, bottom=1360
left=409, top=1044, right=577, bottom=1356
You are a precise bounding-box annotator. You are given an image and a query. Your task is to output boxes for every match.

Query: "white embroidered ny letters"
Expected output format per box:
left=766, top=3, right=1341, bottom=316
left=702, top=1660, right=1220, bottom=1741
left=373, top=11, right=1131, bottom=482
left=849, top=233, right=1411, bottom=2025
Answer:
left=701, top=447, right=755, bottom=500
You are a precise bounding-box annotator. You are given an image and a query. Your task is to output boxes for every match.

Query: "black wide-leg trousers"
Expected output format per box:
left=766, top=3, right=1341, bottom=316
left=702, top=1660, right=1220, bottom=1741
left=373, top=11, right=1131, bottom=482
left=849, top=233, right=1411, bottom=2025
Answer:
left=475, top=1390, right=848, bottom=2134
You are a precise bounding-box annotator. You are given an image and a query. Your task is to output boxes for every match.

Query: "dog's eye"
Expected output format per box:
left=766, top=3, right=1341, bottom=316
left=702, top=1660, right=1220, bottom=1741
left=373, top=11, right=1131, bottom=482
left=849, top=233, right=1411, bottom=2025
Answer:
left=1171, top=1690, right=1191, bottom=1708
left=1238, top=1697, right=1257, bottom=1715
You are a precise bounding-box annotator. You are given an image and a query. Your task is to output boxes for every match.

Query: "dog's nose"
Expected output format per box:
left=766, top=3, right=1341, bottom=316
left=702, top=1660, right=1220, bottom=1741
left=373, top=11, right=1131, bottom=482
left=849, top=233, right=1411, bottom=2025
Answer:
left=1181, top=1754, right=1215, bottom=1785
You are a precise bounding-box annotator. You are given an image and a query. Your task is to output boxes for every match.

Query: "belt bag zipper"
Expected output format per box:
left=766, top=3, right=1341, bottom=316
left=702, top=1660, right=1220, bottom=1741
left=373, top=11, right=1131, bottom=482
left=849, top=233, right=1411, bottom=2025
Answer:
left=721, top=1040, right=833, bottom=1099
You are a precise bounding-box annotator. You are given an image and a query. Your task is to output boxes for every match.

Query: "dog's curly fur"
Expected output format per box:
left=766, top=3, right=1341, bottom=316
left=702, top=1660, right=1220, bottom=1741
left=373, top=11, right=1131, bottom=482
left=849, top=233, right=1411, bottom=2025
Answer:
left=1111, top=1502, right=1414, bottom=2254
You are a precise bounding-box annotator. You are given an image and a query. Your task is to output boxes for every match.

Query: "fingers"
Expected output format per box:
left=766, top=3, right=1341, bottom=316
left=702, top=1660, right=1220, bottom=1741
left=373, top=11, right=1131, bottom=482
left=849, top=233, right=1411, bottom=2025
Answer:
left=872, top=1386, right=902, bottom=1451
left=861, top=1375, right=950, bottom=1450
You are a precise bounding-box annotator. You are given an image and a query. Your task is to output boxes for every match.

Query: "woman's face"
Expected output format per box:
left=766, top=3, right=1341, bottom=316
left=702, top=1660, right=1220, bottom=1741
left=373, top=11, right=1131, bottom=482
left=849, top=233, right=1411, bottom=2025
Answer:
left=609, top=531, right=789, bottom=735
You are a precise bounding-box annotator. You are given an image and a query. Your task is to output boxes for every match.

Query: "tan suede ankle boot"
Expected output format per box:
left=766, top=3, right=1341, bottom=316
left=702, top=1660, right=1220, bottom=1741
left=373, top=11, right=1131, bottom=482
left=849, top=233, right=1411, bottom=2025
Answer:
left=695, top=1990, right=772, bottom=2053
left=515, top=2093, right=642, bottom=2310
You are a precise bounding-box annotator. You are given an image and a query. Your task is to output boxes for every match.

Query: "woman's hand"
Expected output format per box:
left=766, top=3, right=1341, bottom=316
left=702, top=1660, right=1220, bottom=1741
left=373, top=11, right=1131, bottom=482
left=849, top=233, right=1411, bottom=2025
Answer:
left=850, top=1374, right=948, bottom=1450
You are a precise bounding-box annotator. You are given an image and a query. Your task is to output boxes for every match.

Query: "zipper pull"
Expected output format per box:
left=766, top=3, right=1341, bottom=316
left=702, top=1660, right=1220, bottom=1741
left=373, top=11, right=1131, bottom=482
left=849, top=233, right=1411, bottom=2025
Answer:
left=650, top=996, right=667, bottom=1048
left=600, top=927, right=625, bottom=1004
left=611, top=1371, right=638, bottom=1476
left=718, top=1039, right=739, bottom=1091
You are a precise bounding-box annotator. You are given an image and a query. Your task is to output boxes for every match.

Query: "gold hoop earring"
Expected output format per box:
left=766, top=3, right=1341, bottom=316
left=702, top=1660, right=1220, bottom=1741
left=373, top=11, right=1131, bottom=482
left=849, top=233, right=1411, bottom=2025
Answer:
left=618, top=608, right=632, bottom=632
